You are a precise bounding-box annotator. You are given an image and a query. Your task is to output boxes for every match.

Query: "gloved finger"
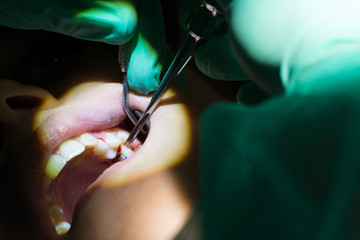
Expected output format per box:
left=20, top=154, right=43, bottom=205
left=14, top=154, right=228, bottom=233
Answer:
left=0, top=0, right=138, bottom=45
left=195, top=34, right=248, bottom=80
left=127, top=0, right=172, bottom=95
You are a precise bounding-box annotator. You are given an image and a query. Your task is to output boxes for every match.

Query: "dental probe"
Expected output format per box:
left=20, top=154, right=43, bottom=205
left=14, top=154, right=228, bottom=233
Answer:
left=124, top=0, right=224, bottom=147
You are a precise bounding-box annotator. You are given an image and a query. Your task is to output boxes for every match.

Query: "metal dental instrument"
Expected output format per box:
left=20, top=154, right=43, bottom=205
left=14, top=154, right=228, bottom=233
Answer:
left=119, top=42, right=148, bottom=135
left=124, top=0, right=224, bottom=147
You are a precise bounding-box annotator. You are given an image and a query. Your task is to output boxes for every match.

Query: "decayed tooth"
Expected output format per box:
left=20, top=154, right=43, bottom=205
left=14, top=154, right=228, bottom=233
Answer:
left=104, top=132, right=121, bottom=148
left=48, top=204, right=64, bottom=224
left=93, top=139, right=109, bottom=155
left=45, top=154, right=67, bottom=179
left=55, top=221, right=71, bottom=235
left=59, top=139, right=85, bottom=161
left=120, top=145, right=134, bottom=161
left=117, top=131, right=129, bottom=143
left=79, top=133, right=98, bottom=147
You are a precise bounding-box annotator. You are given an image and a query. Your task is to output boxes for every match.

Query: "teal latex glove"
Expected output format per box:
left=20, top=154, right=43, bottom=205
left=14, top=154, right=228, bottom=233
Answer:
left=0, top=0, right=170, bottom=94
left=178, top=0, right=248, bottom=83
left=181, top=0, right=360, bottom=96
left=126, top=0, right=171, bottom=94
left=179, top=0, right=283, bottom=95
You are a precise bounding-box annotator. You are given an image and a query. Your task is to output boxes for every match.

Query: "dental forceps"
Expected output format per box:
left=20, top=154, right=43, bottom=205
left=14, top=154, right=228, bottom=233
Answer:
left=123, top=0, right=224, bottom=147
left=119, top=42, right=148, bottom=135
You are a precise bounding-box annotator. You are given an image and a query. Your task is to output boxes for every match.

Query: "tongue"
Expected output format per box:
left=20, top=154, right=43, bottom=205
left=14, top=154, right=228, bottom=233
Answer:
left=50, top=149, right=113, bottom=223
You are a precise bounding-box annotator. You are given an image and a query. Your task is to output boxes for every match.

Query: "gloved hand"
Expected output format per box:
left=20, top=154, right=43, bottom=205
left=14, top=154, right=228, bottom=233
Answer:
left=0, top=0, right=171, bottom=94
left=181, top=0, right=360, bottom=96
left=179, top=0, right=284, bottom=96
left=179, top=0, right=248, bottom=83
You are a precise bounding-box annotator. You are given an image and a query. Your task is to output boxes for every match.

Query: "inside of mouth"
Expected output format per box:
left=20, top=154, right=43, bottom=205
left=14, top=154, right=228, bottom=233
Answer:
left=42, top=127, right=143, bottom=234
left=50, top=150, right=114, bottom=223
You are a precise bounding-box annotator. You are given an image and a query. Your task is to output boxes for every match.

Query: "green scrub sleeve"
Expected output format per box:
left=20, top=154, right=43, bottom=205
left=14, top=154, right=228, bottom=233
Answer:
left=176, top=92, right=360, bottom=239
left=175, top=2, right=360, bottom=239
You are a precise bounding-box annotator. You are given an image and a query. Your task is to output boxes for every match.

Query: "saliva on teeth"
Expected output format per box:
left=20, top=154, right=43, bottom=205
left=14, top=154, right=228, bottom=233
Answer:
left=42, top=128, right=139, bottom=235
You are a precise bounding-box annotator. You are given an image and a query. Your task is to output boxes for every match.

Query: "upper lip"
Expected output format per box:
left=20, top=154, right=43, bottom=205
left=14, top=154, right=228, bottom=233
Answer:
left=35, top=83, right=131, bottom=154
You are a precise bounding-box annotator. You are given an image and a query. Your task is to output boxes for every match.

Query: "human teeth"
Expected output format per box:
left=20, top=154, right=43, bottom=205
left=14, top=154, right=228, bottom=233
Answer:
left=55, top=221, right=71, bottom=235
left=45, top=154, right=67, bottom=179
left=104, top=132, right=121, bottom=148
left=104, top=149, right=117, bottom=159
left=120, top=146, right=134, bottom=161
left=44, top=193, right=53, bottom=207
left=93, top=139, right=109, bottom=155
left=117, top=131, right=129, bottom=143
left=59, top=140, right=85, bottom=161
left=79, top=133, right=98, bottom=147
left=42, top=176, right=52, bottom=193
left=48, top=204, right=64, bottom=224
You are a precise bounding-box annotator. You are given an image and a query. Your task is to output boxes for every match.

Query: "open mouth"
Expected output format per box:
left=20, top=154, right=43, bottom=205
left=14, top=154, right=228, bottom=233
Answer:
left=1, top=80, right=193, bottom=239
left=42, top=127, right=143, bottom=234
left=14, top=82, right=154, bottom=237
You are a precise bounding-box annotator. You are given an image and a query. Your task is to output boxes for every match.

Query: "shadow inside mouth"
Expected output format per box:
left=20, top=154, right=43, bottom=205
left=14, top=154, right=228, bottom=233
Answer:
left=6, top=96, right=43, bottom=109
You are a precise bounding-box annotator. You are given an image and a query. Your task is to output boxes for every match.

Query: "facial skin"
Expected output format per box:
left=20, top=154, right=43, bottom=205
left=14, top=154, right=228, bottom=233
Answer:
left=0, top=29, right=226, bottom=239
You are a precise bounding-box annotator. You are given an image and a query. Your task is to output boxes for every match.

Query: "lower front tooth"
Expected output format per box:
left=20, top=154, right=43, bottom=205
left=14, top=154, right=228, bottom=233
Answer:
left=55, top=221, right=71, bottom=235
left=44, top=155, right=66, bottom=179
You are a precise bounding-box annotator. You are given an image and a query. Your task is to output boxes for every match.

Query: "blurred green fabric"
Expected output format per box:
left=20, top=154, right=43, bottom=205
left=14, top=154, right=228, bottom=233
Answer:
left=175, top=1, right=360, bottom=239
left=176, top=87, right=360, bottom=239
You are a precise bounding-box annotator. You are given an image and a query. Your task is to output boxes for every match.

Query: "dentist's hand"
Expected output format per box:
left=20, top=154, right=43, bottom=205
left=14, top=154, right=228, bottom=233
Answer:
left=0, top=0, right=171, bottom=94
left=183, top=0, right=360, bottom=96
left=179, top=0, right=248, bottom=83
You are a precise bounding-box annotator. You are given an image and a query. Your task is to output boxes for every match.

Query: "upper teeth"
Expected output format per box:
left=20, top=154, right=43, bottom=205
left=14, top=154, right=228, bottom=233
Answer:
left=79, top=133, right=97, bottom=147
left=42, top=127, right=139, bottom=235
left=59, top=140, right=85, bottom=161
left=44, top=155, right=67, bottom=180
left=104, top=132, right=121, bottom=148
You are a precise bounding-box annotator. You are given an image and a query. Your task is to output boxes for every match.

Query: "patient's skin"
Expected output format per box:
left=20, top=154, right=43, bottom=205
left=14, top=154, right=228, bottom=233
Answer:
left=0, top=30, right=226, bottom=240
